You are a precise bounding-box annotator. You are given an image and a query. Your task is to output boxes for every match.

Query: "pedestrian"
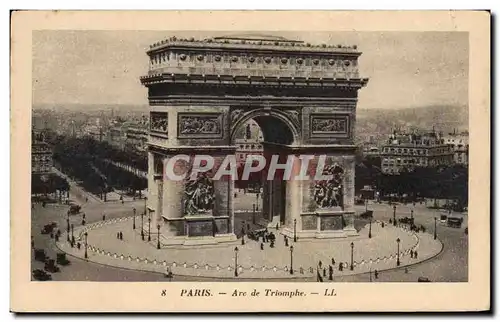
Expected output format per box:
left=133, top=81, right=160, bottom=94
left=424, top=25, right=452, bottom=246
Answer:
left=270, top=240, right=275, bottom=248
left=117, top=232, right=120, bottom=239
left=328, top=265, right=333, bottom=281
left=331, top=257, right=335, bottom=265
left=414, top=251, right=418, bottom=259
left=276, top=223, right=279, bottom=231
left=381, top=222, right=385, bottom=228
left=247, top=223, right=250, bottom=231
left=82, top=219, right=86, bottom=226
left=389, top=219, right=392, bottom=224
left=102, top=214, right=106, bottom=221
left=285, top=236, right=289, bottom=247
left=77, top=242, right=81, bottom=250
left=318, top=260, right=323, bottom=268
left=300, top=267, right=304, bottom=274
left=405, top=268, right=409, bottom=274
left=374, top=270, right=379, bottom=279
left=120, top=232, right=123, bottom=240
left=338, top=262, right=343, bottom=272
left=260, top=243, right=264, bottom=250
left=410, top=249, right=414, bottom=259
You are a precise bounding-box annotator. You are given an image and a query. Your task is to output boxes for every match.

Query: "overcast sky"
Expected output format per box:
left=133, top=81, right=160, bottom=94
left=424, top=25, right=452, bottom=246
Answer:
left=32, top=31, right=468, bottom=110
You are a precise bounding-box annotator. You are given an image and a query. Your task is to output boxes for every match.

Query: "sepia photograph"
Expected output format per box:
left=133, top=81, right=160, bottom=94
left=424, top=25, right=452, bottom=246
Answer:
left=11, top=10, right=490, bottom=312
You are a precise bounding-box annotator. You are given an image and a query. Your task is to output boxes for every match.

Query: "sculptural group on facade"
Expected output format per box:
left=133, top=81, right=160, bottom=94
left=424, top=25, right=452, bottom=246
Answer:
left=313, top=164, right=344, bottom=209
left=183, top=173, right=215, bottom=216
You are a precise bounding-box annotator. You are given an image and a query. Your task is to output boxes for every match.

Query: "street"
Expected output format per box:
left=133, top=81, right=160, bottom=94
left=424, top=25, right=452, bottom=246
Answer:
left=31, top=196, right=467, bottom=282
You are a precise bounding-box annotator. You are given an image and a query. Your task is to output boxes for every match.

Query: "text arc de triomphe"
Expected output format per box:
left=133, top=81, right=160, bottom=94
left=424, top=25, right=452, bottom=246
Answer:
left=140, top=34, right=368, bottom=244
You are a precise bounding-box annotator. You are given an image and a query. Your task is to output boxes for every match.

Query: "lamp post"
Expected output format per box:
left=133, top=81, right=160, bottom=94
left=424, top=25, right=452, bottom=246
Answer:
left=289, top=245, right=294, bottom=275
left=148, top=217, right=151, bottom=242
left=133, top=208, right=136, bottom=229
left=66, top=215, right=70, bottom=242
left=234, top=247, right=239, bottom=277
left=144, top=196, right=147, bottom=217
left=434, top=217, right=437, bottom=240
left=157, top=224, right=161, bottom=249
left=141, top=212, right=145, bottom=240
left=393, top=205, right=397, bottom=226
left=293, top=218, right=297, bottom=242
left=368, top=218, right=372, bottom=239
left=350, top=242, right=354, bottom=271
left=396, top=238, right=401, bottom=266
left=84, top=232, right=88, bottom=259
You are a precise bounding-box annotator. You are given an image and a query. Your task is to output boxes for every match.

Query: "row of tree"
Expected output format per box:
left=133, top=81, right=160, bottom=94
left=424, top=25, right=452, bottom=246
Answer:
left=355, top=156, right=468, bottom=209
left=31, top=173, right=70, bottom=198
left=51, top=135, right=146, bottom=197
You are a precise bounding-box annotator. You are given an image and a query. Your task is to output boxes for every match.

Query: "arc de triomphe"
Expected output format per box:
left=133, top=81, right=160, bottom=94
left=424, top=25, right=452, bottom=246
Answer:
left=140, top=34, right=368, bottom=245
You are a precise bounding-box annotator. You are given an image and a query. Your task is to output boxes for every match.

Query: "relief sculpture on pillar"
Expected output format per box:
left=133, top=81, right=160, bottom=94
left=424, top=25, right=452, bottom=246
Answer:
left=150, top=112, right=168, bottom=134
left=313, top=164, right=344, bottom=209
left=182, top=173, right=215, bottom=216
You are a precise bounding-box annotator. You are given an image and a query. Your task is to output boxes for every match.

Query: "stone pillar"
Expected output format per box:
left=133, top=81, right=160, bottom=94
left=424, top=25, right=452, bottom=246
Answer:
left=162, top=155, right=188, bottom=236
left=343, top=156, right=356, bottom=232
left=343, top=156, right=356, bottom=213
left=285, top=155, right=302, bottom=228
left=147, top=151, right=158, bottom=216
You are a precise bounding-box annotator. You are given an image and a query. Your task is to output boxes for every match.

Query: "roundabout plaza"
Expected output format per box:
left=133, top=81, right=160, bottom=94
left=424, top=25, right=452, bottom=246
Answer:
left=56, top=214, right=442, bottom=280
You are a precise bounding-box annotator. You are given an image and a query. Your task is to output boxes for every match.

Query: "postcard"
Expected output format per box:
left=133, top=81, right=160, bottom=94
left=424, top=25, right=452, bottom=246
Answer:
left=10, top=10, right=490, bottom=312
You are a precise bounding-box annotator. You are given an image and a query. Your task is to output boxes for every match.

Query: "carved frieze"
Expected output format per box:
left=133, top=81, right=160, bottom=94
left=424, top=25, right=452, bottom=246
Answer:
left=313, top=163, right=344, bottom=209
left=178, top=113, right=223, bottom=138
left=182, top=173, right=215, bottom=216
left=150, top=112, right=168, bottom=134
left=310, top=114, right=350, bottom=138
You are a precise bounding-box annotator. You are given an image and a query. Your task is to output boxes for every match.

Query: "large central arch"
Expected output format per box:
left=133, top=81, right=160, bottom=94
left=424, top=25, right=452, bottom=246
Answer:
left=140, top=34, right=369, bottom=244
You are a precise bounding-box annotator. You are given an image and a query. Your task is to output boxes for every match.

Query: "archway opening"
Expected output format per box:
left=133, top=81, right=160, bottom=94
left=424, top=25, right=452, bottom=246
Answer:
left=231, top=113, right=296, bottom=231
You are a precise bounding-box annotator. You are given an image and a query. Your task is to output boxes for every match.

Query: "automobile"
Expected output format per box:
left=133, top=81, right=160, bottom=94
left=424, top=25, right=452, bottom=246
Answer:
left=247, top=228, right=266, bottom=241
left=41, top=222, right=57, bottom=234
left=69, top=204, right=81, bottom=215
left=447, top=217, right=462, bottom=228
left=418, top=277, right=431, bottom=282
left=32, top=269, right=52, bottom=281
left=34, top=248, right=48, bottom=262
left=359, top=210, right=373, bottom=219
left=44, top=259, right=60, bottom=273
left=56, top=252, right=71, bottom=266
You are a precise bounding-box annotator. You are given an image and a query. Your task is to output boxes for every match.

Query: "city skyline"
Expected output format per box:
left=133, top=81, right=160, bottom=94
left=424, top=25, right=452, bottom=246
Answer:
left=33, top=31, right=468, bottom=110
